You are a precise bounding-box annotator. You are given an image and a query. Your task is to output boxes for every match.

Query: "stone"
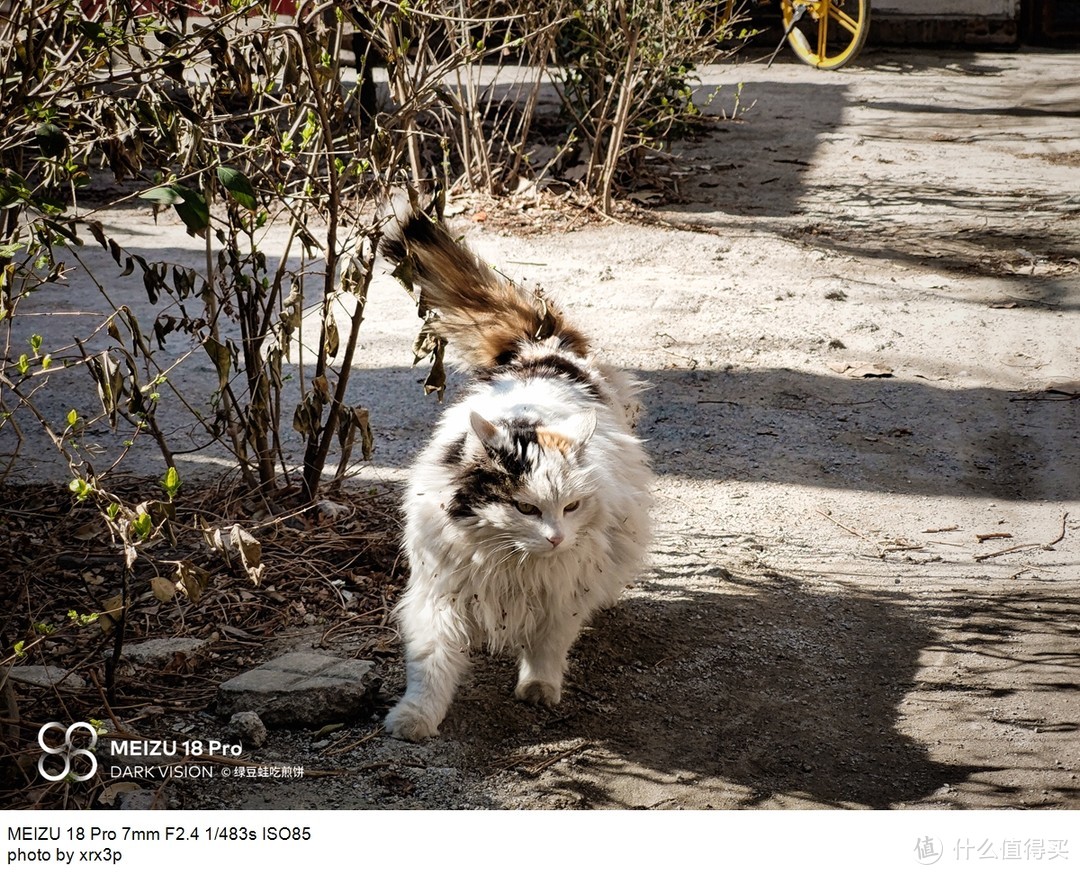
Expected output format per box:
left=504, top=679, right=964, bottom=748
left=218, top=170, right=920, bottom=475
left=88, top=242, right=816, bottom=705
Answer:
left=228, top=711, right=268, bottom=748
left=122, top=637, right=206, bottom=665
left=7, top=665, right=86, bottom=691
left=215, top=652, right=376, bottom=727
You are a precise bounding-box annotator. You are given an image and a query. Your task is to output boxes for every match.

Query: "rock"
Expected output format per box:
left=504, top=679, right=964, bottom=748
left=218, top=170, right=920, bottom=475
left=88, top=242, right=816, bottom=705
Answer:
left=122, top=637, right=206, bottom=665
left=7, top=665, right=86, bottom=691
left=215, top=652, right=376, bottom=727
left=228, top=711, right=268, bottom=748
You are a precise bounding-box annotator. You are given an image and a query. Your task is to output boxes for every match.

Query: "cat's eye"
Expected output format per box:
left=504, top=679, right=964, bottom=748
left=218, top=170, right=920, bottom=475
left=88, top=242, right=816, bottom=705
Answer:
left=564, top=500, right=581, bottom=513
left=514, top=501, right=541, bottom=516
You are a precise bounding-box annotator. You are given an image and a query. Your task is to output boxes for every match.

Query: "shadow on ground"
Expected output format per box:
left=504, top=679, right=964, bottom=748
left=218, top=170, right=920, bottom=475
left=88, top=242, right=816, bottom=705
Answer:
left=638, top=367, right=1080, bottom=502
left=439, top=562, right=970, bottom=808
left=670, top=72, right=1080, bottom=285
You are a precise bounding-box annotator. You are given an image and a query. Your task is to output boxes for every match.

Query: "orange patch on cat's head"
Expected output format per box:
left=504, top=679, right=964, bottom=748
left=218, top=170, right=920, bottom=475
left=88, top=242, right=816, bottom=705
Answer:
left=536, top=428, right=573, bottom=454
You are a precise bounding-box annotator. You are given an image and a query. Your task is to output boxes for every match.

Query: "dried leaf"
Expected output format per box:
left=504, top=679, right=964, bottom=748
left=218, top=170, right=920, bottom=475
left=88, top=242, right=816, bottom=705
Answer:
left=423, top=337, right=447, bottom=400
left=293, top=391, right=324, bottom=437
left=99, top=595, right=125, bottom=634
left=175, top=560, right=210, bottom=604
left=86, top=351, right=125, bottom=426
left=278, top=282, right=302, bottom=352
left=150, top=577, right=177, bottom=602
left=230, top=524, right=264, bottom=587
left=203, top=336, right=231, bottom=392
left=412, top=321, right=440, bottom=363
left=324, top=314, right=339, bottom=358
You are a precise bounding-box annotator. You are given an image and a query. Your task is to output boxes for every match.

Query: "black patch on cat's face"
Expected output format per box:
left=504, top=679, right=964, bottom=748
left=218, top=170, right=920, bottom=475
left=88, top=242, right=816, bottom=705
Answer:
left=448, top=419, right=538, bottom=520
left=492, top=418, right=538, bottom=478
left=483, top=354, right=601, bottom=399
left=447, top=463, right=516, bottom=520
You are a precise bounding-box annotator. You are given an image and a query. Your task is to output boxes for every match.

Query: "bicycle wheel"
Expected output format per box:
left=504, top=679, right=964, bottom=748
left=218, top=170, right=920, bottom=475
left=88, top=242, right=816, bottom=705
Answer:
left=781, top=0, right=871, bottom=70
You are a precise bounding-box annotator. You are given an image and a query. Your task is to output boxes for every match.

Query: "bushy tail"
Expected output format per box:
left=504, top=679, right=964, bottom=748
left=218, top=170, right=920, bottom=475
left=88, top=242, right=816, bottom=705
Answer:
left=381, top=212, right=589, bottom=371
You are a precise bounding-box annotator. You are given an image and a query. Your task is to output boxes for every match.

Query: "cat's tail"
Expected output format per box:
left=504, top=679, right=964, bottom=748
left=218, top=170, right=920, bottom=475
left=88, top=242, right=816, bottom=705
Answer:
left=381, top=211, right=590, bottom=370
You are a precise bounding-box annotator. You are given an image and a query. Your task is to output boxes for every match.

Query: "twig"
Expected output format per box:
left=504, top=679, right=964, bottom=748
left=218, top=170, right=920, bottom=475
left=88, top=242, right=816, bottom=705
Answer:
left=974, top=542, right=1041, bottom=562
left=922, top=525, right=959, bottom=533
left=975, top=532, right=1012, bottom=542
left=1045, top=511, right=1069, bottom=547
left=325, top=726, right=382, bottom=757
left=518, top=741, right=591, bottom=778
left=974, top=511, right=1068, bottom=561
left=813, top=508, right=878, bottom=547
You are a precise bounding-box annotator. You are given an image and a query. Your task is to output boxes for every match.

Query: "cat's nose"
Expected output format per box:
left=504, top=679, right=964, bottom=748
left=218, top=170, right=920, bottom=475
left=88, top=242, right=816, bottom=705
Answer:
left=548, top=534, right=564, bottom=548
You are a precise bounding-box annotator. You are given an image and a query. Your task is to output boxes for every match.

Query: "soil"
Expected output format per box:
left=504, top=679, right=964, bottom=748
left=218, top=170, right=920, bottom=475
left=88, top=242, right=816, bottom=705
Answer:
left=3, top=48, right=1079, bottom=810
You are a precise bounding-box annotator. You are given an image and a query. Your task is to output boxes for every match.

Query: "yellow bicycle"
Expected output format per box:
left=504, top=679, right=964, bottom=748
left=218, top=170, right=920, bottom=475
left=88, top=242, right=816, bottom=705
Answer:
left=728, top=0, right=872, bottom=70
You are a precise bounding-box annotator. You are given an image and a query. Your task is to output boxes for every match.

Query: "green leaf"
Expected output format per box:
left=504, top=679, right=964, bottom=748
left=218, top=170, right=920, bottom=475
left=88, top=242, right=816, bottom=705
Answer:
left=132, top=511, right=153, bottom=540
left=139, top=185, right=185, bottom=206
left=161, top=466, right=181, bottom=499
left=216, top=166, right=257, bottom=210
left=140, top=184, right=210, bottom=236
left=172, top=185, right=210, bottom=237
left=77, top=19, right=107, bottom=42
left=35, top=122, right=68, bottom=158
left=67, top=408, right=79, bottom=427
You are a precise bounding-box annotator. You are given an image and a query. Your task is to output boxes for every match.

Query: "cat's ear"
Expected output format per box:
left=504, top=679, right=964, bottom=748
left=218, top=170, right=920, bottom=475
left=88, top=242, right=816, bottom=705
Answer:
left=469, top=411, right=501, bottom=449
left=568, top=409, right=597, bottom=445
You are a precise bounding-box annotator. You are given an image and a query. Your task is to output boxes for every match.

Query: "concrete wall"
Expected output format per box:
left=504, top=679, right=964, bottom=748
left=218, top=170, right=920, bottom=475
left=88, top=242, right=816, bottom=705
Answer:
left=874, top=0, right=1019, bottom=15
left=871, top=0, right=1022, bottom=45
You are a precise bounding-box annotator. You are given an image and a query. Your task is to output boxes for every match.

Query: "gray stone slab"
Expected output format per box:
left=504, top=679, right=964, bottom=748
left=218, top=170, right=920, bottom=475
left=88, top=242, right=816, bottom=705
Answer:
left=7, top=665, right=86, bottom=691
left=123, top=637, right=207, bottom=665
left=216, top=652, right=376, bottom=727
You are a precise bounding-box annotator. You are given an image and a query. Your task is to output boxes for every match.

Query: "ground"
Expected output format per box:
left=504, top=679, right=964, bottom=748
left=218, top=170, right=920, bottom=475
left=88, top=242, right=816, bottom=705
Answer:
left=3, top=48, right=1078, bottom=810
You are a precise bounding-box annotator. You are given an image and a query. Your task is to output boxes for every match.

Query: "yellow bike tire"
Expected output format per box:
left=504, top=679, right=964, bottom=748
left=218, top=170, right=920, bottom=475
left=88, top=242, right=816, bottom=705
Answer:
left=781, top=0, right=871, bottom=70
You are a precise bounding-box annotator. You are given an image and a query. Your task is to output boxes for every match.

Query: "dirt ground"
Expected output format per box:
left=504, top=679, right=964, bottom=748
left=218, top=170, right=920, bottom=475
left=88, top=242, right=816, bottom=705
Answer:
left=5, top=47, right=1080, bottom=810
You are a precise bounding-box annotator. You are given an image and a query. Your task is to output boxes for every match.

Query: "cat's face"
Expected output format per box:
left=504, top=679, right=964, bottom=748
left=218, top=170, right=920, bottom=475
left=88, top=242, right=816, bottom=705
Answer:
left=450, top=410, right=600, bottom=556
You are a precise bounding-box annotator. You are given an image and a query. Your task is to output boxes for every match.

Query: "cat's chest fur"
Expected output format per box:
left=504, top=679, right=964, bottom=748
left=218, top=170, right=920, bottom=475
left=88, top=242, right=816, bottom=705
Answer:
left=403, top=382, right=634, bottom=651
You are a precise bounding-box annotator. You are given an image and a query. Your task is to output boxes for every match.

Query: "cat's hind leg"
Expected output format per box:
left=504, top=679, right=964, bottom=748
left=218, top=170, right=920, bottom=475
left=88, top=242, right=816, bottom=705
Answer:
left=385, top=594, right=469, bottom=741
left=515, top=612, right=585, bottom=708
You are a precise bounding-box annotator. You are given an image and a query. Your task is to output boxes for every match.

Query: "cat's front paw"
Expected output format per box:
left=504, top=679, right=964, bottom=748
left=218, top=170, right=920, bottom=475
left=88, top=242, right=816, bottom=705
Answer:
left=385, top=700, right=441, bottom=742
left=514, top=679, right=561, bottom=707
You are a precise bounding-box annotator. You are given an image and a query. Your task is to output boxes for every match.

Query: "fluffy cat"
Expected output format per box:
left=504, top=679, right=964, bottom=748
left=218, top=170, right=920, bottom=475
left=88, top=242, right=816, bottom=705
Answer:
left=381, top=212, right=652, bottom=741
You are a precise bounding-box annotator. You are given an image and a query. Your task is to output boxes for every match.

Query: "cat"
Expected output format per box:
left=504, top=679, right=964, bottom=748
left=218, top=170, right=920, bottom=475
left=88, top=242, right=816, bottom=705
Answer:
left=380, top=211, right=652, bottom=741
